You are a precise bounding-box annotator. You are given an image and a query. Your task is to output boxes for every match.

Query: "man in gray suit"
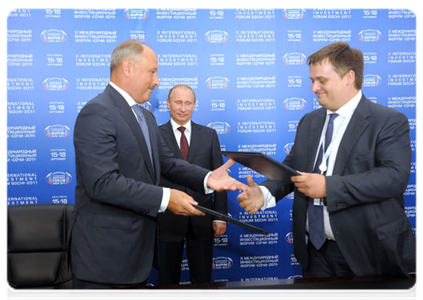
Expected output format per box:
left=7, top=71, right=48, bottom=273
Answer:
left=238, top=42, right=415, bottom=278
left=157, top=85, right=227, bottom=285
left=70, top=40, right=246, bottom=288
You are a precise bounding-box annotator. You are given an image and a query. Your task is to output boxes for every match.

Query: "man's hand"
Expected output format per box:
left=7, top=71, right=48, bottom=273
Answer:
left=237, top=175, right=264, bottom=214
left=291, top=171, right=326, bottom=198
left=207, top=159, right=248, bottom=192
left=167, top=189, right=205, bottom=216
left=213, top=221, right=227, bottom=237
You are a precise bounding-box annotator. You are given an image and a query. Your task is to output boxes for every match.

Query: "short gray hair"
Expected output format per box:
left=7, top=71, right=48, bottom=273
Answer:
left=110, top=40, right=145, bottom=74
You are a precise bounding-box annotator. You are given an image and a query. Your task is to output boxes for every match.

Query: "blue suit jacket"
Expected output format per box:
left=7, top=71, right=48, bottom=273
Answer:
left=69, top=84, right=209, bottom=284
left=262, top=95, right=415, bottom=277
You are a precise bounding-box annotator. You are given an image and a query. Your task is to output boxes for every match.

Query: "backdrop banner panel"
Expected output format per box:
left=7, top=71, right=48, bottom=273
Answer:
left=7, top=8, right=416, bottom=284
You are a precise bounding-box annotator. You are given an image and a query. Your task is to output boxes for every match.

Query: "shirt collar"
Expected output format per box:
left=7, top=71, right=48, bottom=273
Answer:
left=327, top=90, right=362, bottom=119
left=170, top=118, right=192, bottom=133
left=109, top=81, right=137, bottom=108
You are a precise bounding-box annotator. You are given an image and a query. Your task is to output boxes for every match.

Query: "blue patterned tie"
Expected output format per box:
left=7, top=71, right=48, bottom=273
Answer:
left=308, top=113, right=338, bottom=249
left=132, top=104, right=153, bottom=164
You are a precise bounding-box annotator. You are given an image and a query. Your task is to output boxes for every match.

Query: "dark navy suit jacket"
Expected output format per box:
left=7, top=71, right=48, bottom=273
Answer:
left=262, top=95, right=415, bottom=277
left=69, top=84, right=209, bottom=284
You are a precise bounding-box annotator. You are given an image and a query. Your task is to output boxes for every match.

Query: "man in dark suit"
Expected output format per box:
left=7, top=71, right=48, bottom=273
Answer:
left=156, top=84, right=227, bottom=285
left=238, top=42, right=415, bottom=278
left=69, top=40, right=246, bottom=288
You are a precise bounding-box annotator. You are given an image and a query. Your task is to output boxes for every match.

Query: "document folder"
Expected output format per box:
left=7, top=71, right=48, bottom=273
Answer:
left=193, top=205, right=269, bottom=235
left=222, top=151, right=300, bottom=181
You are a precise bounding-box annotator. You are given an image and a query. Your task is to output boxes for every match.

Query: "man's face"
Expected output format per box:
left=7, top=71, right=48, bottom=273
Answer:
left=309, top=59, right=351, bottom=112
left=166, top=87, right=196, bottom=125
left=128, top=46, right=160, bottom=103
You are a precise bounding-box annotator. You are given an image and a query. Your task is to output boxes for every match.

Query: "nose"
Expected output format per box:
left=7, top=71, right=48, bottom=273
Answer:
left=153, top=74, right=160, bottom=87
left=311, top=81, right=320, bottom=93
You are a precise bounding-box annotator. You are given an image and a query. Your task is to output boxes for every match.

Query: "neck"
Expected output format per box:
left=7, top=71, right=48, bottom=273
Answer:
left=331, top=89, right=360, bottom=112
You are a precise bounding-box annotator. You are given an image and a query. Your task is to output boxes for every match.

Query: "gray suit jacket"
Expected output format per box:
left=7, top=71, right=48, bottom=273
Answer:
left=262, top=95, right=415, bottom=277
left=158, top=121, right=227, bottom=242
left=69, top=84, right=209, bottom=284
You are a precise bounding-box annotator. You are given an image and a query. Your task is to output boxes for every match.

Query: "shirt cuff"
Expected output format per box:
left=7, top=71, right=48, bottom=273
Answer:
left=213, top=220, right=227, bottom=223
left=259, top=186, right=276, bottom=211
left=203, top=171, right=214, bottom=194
left=159, top=187, right=170, bottom=212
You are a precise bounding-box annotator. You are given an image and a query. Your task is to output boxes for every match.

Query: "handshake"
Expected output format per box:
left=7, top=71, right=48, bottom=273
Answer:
left=167, top=159, right=248, bottom=216
left=168, top=159, right=325, bottom=217
left=168, top=162, right=265, bottom=216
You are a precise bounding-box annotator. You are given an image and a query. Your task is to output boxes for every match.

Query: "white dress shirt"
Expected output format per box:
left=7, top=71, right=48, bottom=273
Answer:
left=260, top=91, right=362, bottom=240
left=169, top=118, right=192, bottom=147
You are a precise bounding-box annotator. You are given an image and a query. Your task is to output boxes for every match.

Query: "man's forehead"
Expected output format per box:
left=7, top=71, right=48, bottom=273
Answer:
left=170, top=87, right=195, bottom=100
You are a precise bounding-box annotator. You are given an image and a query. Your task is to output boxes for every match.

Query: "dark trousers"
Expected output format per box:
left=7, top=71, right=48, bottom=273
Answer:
left=303, top=240, right=355, bottom=278
left=157, top=224, right=213, bottom=285
left=73, top=278, right=148, bottom=289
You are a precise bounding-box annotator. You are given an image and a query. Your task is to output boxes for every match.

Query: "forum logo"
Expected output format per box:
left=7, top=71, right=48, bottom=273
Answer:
left=207, top=122, right=230, bottom=134
left=212, top=257, right=233, bottom=269
left=284, top=98, right=306, bottom=110
left=284, top=143, right=294, bottom=154
left=46, top=172, right=72, bottom=185
left=43, top=78, right=69, bottom=91
left=44, top=125, right=70, bottom=138
left=285, top=232, right=294, bottom=244
left=140, top=101, right=152, bottom=111
left=41, top=29, right=67, bottom=43
left=205, top=30, right=229, bottom=43
left=359, top=29, right=382, bottom=42
left=363, top=74, right=382, bottom=87
left=124, top=9, right=149, bottom=19
left=283, top=53, right=307, bottom=65
left=283, top=9, right=306, bottom=19
left=206, top=76, right=229, bottom=89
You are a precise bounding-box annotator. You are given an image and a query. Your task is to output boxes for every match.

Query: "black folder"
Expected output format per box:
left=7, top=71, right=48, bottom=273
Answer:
left=193, top=205, right=269, bottom=235
left=222, top=151, right=300, bottom=181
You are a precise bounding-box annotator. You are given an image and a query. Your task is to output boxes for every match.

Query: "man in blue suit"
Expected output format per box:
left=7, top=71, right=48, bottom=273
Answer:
left=238, top=42, right=415, bottom=278
left=157, top=85, right=227, bottom=285
left=69, top=40, right=246, bottom=288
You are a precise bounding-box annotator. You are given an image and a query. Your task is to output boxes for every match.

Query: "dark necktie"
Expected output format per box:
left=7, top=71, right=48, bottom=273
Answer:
left=178, top=126, right=189, bottom=161
left=308, top=113, right=339, bottom=250
left=132, top=104, right=153, bottom=164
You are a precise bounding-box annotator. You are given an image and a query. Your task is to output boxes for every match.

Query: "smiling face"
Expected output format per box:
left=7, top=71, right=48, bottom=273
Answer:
left=309, top=58, right=356, bottom=112
left=166, top=86, right=196, bottom=125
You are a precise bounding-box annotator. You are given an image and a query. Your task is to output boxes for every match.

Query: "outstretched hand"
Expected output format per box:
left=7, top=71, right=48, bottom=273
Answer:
left=237, top=175, right=264, bottom=214
left=167, top=189, right=205, bottom=216
left=207, top=159, right=248, bottom=192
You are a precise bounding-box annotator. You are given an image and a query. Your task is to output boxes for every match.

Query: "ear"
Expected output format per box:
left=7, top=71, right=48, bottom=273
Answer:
left=166, top=98, right=171, bottom=109
left=345, top=69, right=356, bottom=86
left=121, top=59, right=132, bottom=78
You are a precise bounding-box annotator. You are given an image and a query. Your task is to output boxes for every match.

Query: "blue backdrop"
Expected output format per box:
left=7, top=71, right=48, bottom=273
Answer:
left=7, top=8, right=416, bottom=284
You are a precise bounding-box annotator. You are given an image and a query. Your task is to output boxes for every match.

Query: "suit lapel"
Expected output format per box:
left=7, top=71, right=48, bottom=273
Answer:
left=333, top=96, right=370, bottom=175
left=161, top=121, right=183, bottom=159
left=306, top=109, right=326, bottom=172
left=109, top=86, right=156, bottom=180
left=188, top=122, right=201, bottom=162
left=143, top=109, right=159, bottom=181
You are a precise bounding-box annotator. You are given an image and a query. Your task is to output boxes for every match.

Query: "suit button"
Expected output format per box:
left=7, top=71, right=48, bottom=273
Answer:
left=337, top=203, right=347, bottom=209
